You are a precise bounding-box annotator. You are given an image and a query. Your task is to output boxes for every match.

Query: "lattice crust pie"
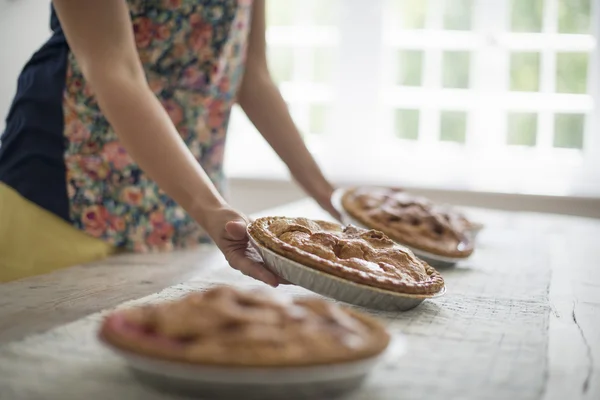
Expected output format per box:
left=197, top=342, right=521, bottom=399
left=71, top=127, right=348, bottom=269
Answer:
left=341, top=187, right=475, bottom=258
left=248, top=217, right=444, bottom=295
left=100, top=286, right=390, bottom=367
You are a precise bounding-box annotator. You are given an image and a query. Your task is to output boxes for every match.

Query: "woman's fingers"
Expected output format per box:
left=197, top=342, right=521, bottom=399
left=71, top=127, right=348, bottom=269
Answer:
left=224, top=220, right=248, bottom=241
left=227, top=249, right=280, bottom=287
left=219, top=213, right=290, bottom=287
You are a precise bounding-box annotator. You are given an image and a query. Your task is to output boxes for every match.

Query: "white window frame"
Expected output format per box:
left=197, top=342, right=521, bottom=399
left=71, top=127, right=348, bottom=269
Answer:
left=225, top=0, right=600, bottom=197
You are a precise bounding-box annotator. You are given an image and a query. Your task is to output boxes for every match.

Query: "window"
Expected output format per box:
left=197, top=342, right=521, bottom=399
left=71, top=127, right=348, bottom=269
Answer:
left=225, top=0, right=600, bottom=197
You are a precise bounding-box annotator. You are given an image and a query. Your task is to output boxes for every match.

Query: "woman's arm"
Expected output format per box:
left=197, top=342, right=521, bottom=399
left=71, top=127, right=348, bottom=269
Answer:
left=53, top=0, right=224, bottom=226
left=237, top=0, right=339, bottom=218
left=52, top=0, right=280, bottom=286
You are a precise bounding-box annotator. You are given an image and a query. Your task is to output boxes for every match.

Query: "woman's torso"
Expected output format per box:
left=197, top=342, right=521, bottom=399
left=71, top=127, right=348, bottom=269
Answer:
left=0, top=0, right=253, bottom=252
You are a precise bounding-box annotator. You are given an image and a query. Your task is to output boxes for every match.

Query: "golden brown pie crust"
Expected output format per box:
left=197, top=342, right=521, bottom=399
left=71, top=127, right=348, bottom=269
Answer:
left=100, top=286, right=390, bottom=367
left=341, top=187, right=474, bottom=258
left=248, top=217, right=444, bottom=295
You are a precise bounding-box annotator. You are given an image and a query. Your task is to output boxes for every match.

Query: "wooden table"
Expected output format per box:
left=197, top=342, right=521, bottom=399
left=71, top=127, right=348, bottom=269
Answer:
left=0, top=199, right=598, bottom=400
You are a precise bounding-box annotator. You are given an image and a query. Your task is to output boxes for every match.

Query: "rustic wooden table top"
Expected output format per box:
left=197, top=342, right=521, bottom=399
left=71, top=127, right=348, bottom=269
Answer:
left=0, top=199, right=598, bottom=400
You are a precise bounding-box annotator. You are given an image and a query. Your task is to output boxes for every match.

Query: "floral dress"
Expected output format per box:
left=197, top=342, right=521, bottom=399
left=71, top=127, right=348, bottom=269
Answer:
left=0, top=0, right=253, bottom=252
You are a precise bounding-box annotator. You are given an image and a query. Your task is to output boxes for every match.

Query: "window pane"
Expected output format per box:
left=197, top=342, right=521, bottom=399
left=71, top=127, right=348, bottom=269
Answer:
left=510, top=0, right=543, bottom=32
left=267, top=1, right=297, bottom=26
left=554, top=114, right=585, bottom=149
left=312, top=47, right=336, bottom=83
left=558, top=0, right=591, bottom=34
left=268, top=47, right=294, bottom=83
left=507, top=113, right=538, bottom=146
left=387, top=0, right=427, bottom=29
left=395, top=109, right=420, bottom=140
left=443, top=0, right=473, bottom=30
left=307, top=0, right=340, bottom=26
left=440, top=111, right=467, bottom=143
left=510, top=52, right=540, bottom=92
left=556, top=52, right=589, bottom=94
left=442, top=51, right=471, bottom=88
left=397, top=50, right=423, bottom=86
left=309, top=104, right=330, bottom=135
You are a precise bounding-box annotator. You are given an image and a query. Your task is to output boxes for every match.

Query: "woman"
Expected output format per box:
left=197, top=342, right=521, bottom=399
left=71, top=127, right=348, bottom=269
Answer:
left=0, top=0, right=338, bottom=284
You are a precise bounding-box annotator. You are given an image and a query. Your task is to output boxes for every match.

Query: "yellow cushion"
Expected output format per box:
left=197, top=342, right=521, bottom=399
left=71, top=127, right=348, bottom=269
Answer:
left=0, top=183, right=116, bottom=282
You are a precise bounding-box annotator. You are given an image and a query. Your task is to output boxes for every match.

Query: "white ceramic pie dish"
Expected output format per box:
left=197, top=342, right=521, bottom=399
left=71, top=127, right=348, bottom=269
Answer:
left=102, top=326, right=405, bottom=400
left=248, top=233, right=446, bottom=312
left=331, top=188, right=478, bottom=268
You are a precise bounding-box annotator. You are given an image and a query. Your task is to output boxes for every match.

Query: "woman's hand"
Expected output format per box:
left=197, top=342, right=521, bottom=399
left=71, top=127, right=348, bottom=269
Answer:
left=204, top=207, right=284, bottom=287
left=311, top=184, right=342, bottom=222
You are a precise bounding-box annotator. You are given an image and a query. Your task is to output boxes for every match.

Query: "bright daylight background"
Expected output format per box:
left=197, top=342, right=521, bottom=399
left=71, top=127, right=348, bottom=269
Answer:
left=0, top=0, right=598, bottom=202
left=224, top=0, right=600, bottom=197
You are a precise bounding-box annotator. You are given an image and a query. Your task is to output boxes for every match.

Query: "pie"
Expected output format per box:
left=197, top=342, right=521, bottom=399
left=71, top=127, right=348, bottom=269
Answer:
left=341, top=187, right=474, bottom=258
left=248, top=217, right=444, bottom=295
left=99, top=286, right=390, bottom=367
